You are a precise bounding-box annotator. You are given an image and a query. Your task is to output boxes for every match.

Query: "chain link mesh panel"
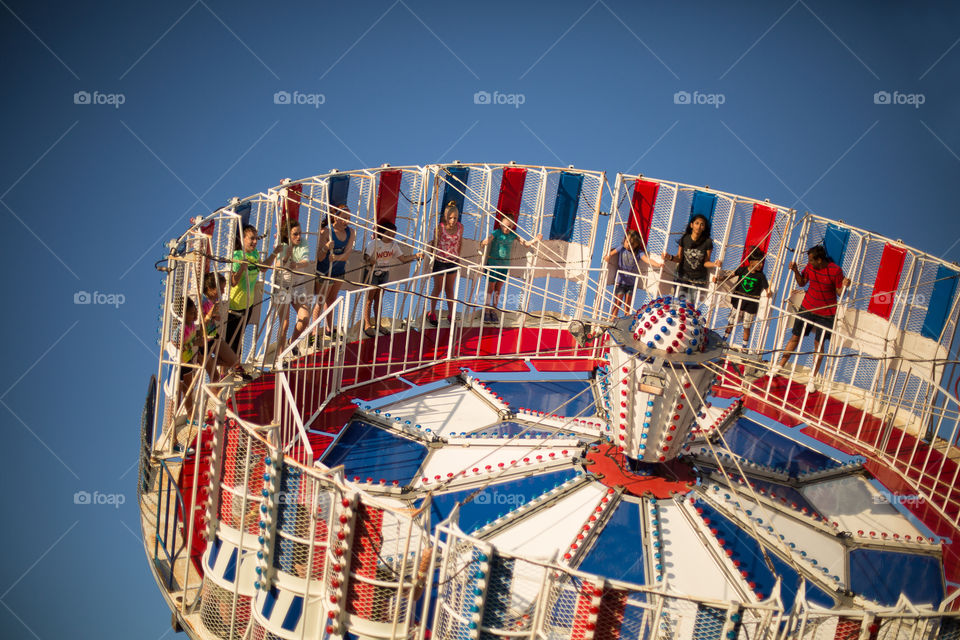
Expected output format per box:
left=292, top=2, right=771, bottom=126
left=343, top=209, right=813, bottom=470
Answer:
left=199, top=579, right=253, bottom=640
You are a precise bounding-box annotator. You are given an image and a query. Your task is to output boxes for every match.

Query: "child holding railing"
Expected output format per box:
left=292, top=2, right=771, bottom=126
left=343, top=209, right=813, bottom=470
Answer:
left=606, top=229, right=659, bottom=317
left=227, top=224, right=280, bottom=354
left=714, top=247, right=771, bottom=350
left=201, top=272, right=252, bottom=381
left=427, top=201, right=464, bottom=326
left=275, top=219, right=313, bottom=355
left=313, top=205, right=355, bottom=340
left=480, top=216, right=540, bottom=323
left=362, top=221, right=422, bottom=337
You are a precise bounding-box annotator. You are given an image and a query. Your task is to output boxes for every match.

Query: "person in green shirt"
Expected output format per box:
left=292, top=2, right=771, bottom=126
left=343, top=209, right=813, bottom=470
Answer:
left=479, top=216, right=540, bottom=323
left=225, top=224, right=280, bottom=353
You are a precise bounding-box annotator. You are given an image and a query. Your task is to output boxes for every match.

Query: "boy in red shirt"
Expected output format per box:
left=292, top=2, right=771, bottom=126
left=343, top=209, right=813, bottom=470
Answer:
left=776, top=245, right=850, bottom=390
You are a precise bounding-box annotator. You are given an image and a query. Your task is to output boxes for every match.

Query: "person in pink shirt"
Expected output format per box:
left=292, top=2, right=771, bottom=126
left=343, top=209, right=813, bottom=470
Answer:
left=427, top=201, right=463, bottom=326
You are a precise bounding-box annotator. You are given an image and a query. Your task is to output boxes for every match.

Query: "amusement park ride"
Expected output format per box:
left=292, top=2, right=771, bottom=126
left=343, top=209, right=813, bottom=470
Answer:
left=139, top=163, right=960, bottom=640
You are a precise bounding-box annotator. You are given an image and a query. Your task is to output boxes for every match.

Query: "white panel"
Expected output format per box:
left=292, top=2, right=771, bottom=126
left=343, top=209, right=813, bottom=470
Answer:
left=381, top=386, right=500, bottom=436
left=801, top=476, right=924, bottom=538
left=415, top=444, right=575, bottom=488
left=487, top=483, right=608, bottom=561
left=656, top=502, right=746, bottom=602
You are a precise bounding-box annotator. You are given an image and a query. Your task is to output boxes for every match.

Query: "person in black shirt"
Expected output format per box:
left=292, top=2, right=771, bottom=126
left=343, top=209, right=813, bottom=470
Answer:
left=663, top=214, right=716, bottom=303
left=715, top=247, right=771, bottom=349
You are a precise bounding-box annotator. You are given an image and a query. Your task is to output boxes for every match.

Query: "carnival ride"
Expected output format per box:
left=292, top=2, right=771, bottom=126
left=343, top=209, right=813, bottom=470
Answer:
left=139, top=163, right=960, bottom=640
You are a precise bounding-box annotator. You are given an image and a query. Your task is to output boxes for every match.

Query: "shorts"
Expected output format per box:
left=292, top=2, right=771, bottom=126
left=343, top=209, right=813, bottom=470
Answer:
left=316, top=259, right=346, bottom=279
left=792, top=309, right=834, bottom=342
left=486, top=266, right=508, bottom=284
left=433, top=259, right=457, bottom=274
left=363, top=269, right=389, bottom=286
left=730, top=296, right=760, bottom=317
left=614, top=282, right=637, bottom=297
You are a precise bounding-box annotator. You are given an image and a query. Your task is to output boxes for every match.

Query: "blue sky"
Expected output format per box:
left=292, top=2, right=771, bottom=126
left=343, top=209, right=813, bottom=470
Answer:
left=1, top=1, right=958, bottom=637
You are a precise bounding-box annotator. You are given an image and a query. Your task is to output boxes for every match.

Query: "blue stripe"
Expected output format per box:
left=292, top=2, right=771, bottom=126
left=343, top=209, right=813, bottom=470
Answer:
left=223, top=548, right=237, bottom=583
left=922, top=265, right=958, bottom=340
left=207, top=537, right=222, bottom=570
left=549, top=172, right=583, bottom=242
left=235, top=201, right=252, bottom=229
left=281, top=595, right=304, bottom=631
left=690, top=191, right=717, bottom=225
left=823, top=224, right=850, bottom=266
left=261, top=586, right=279, bottom=618
left=441, top=166, right=470, bottom=218
left=481, top=555, right=515, bottom=628
left=329, top=175, right=350, bottom=208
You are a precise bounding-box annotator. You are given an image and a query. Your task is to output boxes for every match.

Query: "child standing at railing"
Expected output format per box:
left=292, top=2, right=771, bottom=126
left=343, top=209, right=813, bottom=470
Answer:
left=227, top=224, right=280, bottom=354
left=275, top=219, right=313, bottom=355
left=776, top=244, right=850, bottom=391
left=427, top=201, right=464, bottom=326
left=606, top=229, right=658, bottom=318
left=715, top=247, right=771, bottom=350
left=362, top=221, right=421, bottom=337
left=201, top=272, right=252, bottom=381
left=313, top=205, right=355, bottom=340
left=662, top=214, right=716, bottom=303
left=480, top=216, right=541, bottom=323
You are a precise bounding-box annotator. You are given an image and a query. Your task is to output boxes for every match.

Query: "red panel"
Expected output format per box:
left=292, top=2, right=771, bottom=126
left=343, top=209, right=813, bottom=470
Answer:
left=496, top=167, right=527, bottom=226
left=280, top=183, right=302, bottom=223
left=595, top=588, right=628, bottom=640
left=346, top=503, right=384, bottom=618
left=375, top=170, right=402, bottom=224
left=741, top=203, right=777, bottom=262
left=867, top=244, right=907, bottom=319
left=570, top=583, right=601, bottom=640
left=629, top=179, right=659, bottom=249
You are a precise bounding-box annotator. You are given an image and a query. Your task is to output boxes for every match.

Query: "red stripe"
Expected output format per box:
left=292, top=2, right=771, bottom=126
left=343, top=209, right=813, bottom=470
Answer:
left=867, top=244, right=906, bottom=319
left=281, top=183, right=302, bottom=223
left=346, top=503, right=384, bottom=618
left=629, top=179, right=659, bottom=248
left=594, top=588, right=628, bottom=640
left=496, top=167, right=527, bottom=226
left=742, top=203, right=777, bottom=262
left=569, top=582, right=601, bottom=640
left=375, top=170, right=402, bottom=224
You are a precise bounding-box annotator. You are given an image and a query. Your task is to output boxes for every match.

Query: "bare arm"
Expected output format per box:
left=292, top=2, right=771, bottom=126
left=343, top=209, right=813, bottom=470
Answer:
left=789, top=261, right=808, bottom=287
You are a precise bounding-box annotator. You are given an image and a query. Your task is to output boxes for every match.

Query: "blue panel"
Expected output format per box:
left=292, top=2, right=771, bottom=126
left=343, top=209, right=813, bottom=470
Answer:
left=849, top=549, right=944, bottom=605
left=223, top=548, right=238, bottom=583
left=726, top=475, right=823, bottom=518
left=428, top=469, right=580, bottom=533
left=922, top=265, right=959, bottom=340
left=329, top=174, right=350, bottom=208
left=721, top=418, right=836, bottom=475
left=486, top=380, right=596, bottom=418
left=549, top=172, right=584, bottom=242
left=262, top=585, right=279, bottom=618
left=823, top=224, right=850, bottom=266
left=466, top=421, right=559, bottom=438
left=481, top=555, right=516, bottom=630
left=441, top=166, right=470, bottom=219
left=275, top=467, right=304, bottom=574
left=693, top=605, right=726, bottom=640
left=578, top=501, right=645, bottom=585
left=690, top=191, right=717, bottom=225
left=207, top=536, right=222, bottom=570
left=281, top=595, right=304, bottom=631
left=320, top=421, right=427, bottom=486
left=235, top=201, right=252, bottom=229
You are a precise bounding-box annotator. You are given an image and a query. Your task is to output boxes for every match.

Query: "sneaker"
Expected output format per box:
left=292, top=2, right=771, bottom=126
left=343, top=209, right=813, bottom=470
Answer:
left=378, top=325, right=391, bottom=336
left=427, top=312, right=439, bottom=326
left=291, top=345, right=300, bottom=357
left=484, top=311, right=498, bottom=323
left=364, top=326, right=377, bottom=338
left=806, top=379, right=817, bottom=394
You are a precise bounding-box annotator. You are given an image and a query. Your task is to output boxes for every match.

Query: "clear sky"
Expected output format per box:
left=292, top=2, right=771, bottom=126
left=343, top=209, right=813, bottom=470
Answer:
left=1, top=1, right=958, bottom=637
